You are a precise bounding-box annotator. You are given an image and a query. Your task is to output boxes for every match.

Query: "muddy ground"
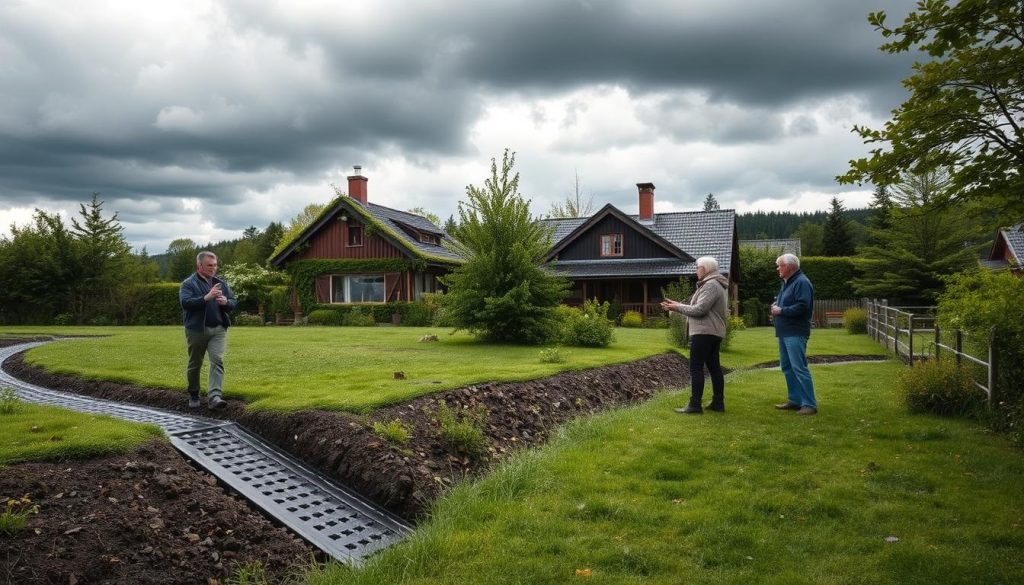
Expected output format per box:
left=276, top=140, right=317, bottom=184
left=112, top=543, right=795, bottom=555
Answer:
left=1, top=336, right=881, bottom=584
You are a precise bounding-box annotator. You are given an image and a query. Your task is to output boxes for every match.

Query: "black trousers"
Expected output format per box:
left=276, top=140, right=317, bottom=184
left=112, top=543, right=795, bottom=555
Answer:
left=689, top=334, right=725, bottom=406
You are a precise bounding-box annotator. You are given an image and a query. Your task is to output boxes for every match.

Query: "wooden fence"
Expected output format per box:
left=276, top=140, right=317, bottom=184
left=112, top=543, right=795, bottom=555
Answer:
left=864, top=299, right=999, bottom=407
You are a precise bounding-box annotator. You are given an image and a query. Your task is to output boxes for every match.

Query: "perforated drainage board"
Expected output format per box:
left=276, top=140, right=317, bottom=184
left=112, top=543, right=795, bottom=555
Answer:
left=170, top=425, right=409, bottom=562
left=1, top=341, right=411, bottom=563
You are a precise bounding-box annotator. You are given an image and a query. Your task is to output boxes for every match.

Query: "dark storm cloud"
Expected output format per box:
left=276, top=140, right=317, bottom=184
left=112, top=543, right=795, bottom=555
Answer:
left=0, top=0, right=922, bottom=250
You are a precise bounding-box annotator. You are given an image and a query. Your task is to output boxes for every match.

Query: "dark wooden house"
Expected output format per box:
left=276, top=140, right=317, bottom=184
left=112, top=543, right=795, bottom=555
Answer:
left=540, top=182, right=740, bottom=317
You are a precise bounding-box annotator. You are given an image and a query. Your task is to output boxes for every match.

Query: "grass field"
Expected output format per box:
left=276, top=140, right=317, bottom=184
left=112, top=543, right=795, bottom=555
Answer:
left=0, top=400, right=162, bottom=466
left=1, top=326, right=1019, bottom=583
left=0, top=326, right=885, bottom=413
left=310, top=361, right=1024, bottom=585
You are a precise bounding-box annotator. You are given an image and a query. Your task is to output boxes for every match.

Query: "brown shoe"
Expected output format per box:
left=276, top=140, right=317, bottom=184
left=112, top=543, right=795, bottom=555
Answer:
left=797, top=407, right=818, bottom=415
left=775, top=402, right=800, bottom=410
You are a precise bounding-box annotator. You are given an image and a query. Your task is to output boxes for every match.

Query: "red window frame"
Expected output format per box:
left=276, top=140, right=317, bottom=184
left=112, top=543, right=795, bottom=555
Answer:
left=600, top=233, right=623, bottom=257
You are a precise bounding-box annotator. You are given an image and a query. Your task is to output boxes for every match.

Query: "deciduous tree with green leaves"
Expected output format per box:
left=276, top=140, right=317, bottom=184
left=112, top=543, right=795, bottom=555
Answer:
left=440, top=150, right=569, bottom=344
left=839, top=0, right=1024, bottom=218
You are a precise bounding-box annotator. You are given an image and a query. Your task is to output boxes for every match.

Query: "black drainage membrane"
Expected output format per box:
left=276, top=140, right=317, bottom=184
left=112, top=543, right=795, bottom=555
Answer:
left=0, top=341, right=411, bottom=563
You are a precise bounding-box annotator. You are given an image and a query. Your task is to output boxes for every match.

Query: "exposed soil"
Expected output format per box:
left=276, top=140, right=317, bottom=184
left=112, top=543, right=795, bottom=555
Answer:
left=0, top=440, right=314, bottom=585
left=2, top=337, right=692, bottom=583
left=5, top=349, right=691, bottom=519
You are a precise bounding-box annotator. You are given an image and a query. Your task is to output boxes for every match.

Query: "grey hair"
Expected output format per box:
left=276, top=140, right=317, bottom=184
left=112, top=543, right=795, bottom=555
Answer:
left=196, top=251, right=218, bottom=265
left=777, top=253, right=800, bottom=268
left=695, top=256, right=719, bottom=272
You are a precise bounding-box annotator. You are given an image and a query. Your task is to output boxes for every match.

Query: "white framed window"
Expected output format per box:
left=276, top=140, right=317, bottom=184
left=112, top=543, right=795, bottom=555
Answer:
left=330, top=274, right=385, bottom=303
left=600, top=233, right=623, bottom=257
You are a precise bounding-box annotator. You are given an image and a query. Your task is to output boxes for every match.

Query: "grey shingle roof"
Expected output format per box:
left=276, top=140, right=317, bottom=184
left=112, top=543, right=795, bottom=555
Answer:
left=548, top=258, right=695, bottom=278
left=364, top=203, right=463, bottom=263
left=1003, top=224, right=1024, bottom=267
left=540, top=208, right=736, bottom=278
left=741, top=238, right=801, bottom=256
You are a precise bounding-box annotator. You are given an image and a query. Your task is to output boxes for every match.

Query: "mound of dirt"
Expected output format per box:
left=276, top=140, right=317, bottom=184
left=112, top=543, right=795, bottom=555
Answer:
left=6, top=350, right=690, bottom=520
left=0, top=440, right=314, bottom=585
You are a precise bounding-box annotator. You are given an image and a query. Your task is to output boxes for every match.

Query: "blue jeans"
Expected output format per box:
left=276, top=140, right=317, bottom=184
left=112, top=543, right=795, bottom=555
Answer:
left=185, top=326, right=227, bottom=399
left=778, top=336, right=815, bottom=408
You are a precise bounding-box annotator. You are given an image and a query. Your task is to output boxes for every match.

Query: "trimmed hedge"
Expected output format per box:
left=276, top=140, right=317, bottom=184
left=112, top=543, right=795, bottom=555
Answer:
left=800, top=256, right=858, bottom=299
left=305, top=301, right=436, bottom=326
left=134, top=283, right=182, bottom=325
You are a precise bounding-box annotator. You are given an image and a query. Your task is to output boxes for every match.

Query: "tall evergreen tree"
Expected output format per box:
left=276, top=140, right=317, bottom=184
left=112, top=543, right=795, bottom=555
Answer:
left=868, top=185, right=894, bottom=232
left=703, top=193, right=721, bottom=211
left=853, top=169, right=984, bottom=304
left=440, top=150, right=569, bottom=344
left=822, top=196, right=855, bottom=256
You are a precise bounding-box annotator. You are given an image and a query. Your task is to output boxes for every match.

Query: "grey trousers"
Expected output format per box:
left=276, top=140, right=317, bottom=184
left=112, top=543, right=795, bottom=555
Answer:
left=185, top=326, right=227, bottom=399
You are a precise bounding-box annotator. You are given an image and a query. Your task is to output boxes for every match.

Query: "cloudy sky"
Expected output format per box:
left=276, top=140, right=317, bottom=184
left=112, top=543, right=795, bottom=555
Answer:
left=0, top=0, right=920, bottom=254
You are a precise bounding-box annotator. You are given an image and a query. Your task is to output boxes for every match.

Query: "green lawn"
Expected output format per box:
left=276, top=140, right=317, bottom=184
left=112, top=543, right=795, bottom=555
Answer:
left=0, top=326, right=883, bottom=413
left=0, top=400, right=162, bottom=466
left=311, top=361, right=1024, bottom=585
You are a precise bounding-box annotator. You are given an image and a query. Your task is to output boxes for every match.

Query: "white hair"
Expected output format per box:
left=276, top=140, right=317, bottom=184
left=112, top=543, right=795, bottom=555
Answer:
left=696, top=256, right=719, bottom=272
left=196, top=251, right=217, bottom=264
left=777, top=253, right=800, bottom=268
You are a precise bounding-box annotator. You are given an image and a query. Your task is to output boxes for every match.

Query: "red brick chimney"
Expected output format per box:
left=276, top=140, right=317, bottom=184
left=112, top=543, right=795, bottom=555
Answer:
left=637, top=182, right=655, bottom=222
left=347, top=165, right=368, bottom=205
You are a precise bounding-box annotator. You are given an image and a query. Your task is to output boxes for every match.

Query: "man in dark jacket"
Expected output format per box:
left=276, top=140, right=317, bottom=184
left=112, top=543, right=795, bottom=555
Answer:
left=770, top=253, right=817, bottom=415
left=180, top=251, right=236, bottom=410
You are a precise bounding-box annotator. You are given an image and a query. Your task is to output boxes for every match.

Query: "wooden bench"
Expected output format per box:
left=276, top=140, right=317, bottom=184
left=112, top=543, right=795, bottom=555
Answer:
left=824, top=311, right=845, bottom=327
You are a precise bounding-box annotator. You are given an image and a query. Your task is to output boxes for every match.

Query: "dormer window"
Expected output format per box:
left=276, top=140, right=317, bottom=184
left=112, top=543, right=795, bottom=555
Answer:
left=419, top=233, right=440, bottom=245
left=600, top=233, right=623, bottom=257
left=347, top=222, right=363, bottom=247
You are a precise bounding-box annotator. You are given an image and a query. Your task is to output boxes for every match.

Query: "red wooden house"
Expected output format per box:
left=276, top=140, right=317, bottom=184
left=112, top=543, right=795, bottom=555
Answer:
left=270, top=167, right=463, bottom=312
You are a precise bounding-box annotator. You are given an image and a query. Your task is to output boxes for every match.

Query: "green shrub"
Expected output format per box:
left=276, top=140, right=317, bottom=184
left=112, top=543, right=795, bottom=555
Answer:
left=898, top=359, right=983, bottom=417
left=307, top=309, right=345, bottom=326
left=642, top=316, right=670, bottom=329
left=342, top=307, right=376, bottom=327
left=134, top=282, right=182, bottom=325
left=539, top=346, right=568, bottom=364
left=435, top=402, right=488, bottom=458
left=667, top=313, right=688, bottom=348
left=0, top=387, right=19, bottom=414
left=400, top=302, right=434, bottom=326
left=560, top=299, right=614, bottom=348
left=844, top=307, right=867, bottom=334
left=52, top=313, right=74, bottom=326
left=268, top=285, right=292, bottom=316
left=232, top=312, right=264, bottom=326
left=939, top=269, right=1024, bottom=446
left=721, top=315, right=745, bottom=351
left=741, top=298, right=766, bottom=327
left=619, top=311, right=643, bottom=328
left=372, top=419, right=411, bottom=445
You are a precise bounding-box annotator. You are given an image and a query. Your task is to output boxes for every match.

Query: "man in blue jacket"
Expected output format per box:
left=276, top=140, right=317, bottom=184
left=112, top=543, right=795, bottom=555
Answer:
left=770, top=253, right=817, bottom=415
left=180, top=251, right=236, bottom=410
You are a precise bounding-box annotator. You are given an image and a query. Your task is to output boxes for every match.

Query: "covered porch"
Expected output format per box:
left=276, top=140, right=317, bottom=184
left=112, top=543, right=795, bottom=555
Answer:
left=564, top=277, right=680, bottom=318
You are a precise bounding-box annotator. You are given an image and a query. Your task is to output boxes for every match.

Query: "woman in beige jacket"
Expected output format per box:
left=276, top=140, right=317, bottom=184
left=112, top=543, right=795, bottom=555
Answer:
left=660, top=256, right=730, bottom=414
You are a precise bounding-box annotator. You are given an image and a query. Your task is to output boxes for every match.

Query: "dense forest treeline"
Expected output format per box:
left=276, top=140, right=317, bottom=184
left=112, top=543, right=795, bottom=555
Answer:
left=735, top=208, right=871, bottom=240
